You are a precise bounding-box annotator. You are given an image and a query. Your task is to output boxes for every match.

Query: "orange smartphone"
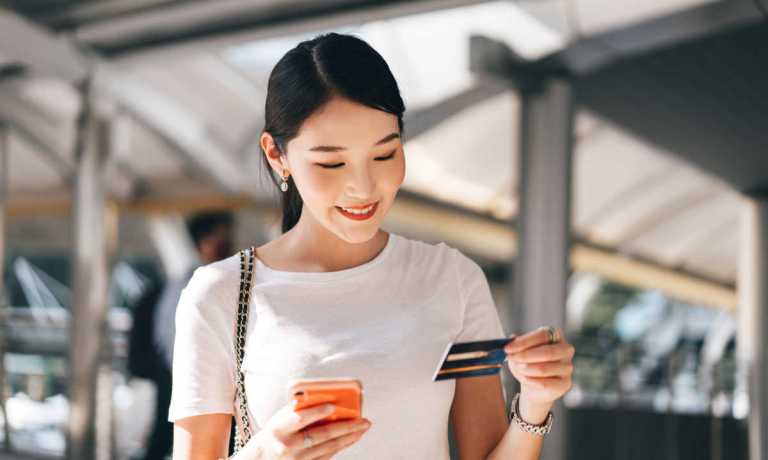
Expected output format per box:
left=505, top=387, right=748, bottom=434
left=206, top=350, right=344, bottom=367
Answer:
left=288, top=377, right=363, bottom=429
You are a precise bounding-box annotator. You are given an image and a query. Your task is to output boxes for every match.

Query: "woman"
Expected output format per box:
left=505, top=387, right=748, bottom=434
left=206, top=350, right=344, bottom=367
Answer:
left=169, top=32, right=575, bottom=460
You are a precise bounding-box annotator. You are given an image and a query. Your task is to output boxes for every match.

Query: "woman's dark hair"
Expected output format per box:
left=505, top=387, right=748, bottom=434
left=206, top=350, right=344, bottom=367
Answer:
left=260, top=32, right=406, bottom=233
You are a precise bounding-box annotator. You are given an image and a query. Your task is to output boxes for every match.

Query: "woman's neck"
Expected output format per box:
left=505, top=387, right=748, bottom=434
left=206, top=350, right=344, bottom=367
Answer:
left=260, top=218, right=389, bottom=273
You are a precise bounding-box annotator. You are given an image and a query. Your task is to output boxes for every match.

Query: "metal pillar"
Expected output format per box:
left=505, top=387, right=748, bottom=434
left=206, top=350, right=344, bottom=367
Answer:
left=66, top=77, right=114, bottom=460
left=737, top=195, right=768, bottom=460
left=469, top=35, right=574, bottom=460
left=512, top=78, right=573, bottom=460
left=0, top=122, right=11, bottom=452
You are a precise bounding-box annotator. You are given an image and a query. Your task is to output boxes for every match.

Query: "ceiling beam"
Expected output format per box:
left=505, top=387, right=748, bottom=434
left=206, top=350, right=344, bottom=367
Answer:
left=403, top=81, right=510, bottom=140
left=25, top=0, right=196, bottom=31
left=570, top=244, right=736, bottom=311
left=74, top=0, right=498, bottom=63
left=5, top=183, right=737, bottom=309
left=5, top=120, right=75, bottom=185
left=0, top=90, right=145, bottom=199
left=0, top=12, right=254, bottom=199
left=0, top=10, right=89, bottom=83
left=120, top=102, right=243, bottom=195
left=573, top=22, right=768, bottom=192
left=541, top=0, right=764, bottom=75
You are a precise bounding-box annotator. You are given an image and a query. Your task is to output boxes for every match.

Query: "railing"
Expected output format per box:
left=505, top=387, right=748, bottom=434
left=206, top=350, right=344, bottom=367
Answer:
left=0, top=307, right=133, bottom=459
left=563, top=331, right=747, bottom=460
left=0, top=311, right=748, bottom=459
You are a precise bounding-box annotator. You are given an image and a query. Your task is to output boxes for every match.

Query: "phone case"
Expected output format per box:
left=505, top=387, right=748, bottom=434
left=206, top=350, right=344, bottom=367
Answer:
left=288, top=377, right=363, bottom=429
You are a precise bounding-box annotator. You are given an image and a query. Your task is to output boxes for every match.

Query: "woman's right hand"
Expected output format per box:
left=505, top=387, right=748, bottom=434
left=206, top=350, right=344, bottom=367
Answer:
left=247, top=402, right=371, bottom=460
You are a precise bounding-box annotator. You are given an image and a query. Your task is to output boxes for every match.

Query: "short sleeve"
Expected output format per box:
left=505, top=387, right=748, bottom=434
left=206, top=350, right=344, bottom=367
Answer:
left=453, top=249, right=506, bottom=342
left=167, top=263, right=238, bottom=422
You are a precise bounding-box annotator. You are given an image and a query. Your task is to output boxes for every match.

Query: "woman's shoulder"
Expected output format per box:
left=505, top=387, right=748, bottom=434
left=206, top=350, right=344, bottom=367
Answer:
left=180, top=251, right=242, bottom=310
left=394, top=233, right=465, bottom=268
left=396, top=233, right=481, bottom=278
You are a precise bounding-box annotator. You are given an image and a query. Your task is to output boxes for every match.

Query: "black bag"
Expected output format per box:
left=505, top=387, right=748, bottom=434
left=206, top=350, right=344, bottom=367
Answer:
left=127, top=283, right=164, bottom=380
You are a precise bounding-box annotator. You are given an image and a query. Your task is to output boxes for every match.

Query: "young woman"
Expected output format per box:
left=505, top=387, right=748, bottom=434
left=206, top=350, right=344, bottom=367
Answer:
left=168, top=33, right=574, bottom=460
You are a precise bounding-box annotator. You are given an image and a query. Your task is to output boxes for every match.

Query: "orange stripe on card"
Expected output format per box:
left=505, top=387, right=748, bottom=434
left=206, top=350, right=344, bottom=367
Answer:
left=437, top=363, right=502, bottom=375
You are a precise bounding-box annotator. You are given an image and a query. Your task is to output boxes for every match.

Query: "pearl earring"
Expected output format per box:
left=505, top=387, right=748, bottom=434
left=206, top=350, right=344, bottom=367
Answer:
left=280, top=170, right=289, bottom=192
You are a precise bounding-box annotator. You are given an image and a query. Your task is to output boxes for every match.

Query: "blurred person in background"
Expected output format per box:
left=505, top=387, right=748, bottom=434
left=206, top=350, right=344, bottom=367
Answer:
left=139, top=210, right=235, bottom=460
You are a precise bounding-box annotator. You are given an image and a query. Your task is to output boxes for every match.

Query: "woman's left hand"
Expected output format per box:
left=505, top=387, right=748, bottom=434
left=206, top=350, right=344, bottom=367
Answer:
left=504, top=327, right=575, bottom=409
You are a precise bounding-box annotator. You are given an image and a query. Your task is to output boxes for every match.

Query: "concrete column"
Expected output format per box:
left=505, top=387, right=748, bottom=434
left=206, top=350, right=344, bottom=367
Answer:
left=469, top=34, right=573, bottom=460
left=66, top=78, right=114, bottom=460
left=512, top=78, right=574, bottom=460
left=0, top=122, right=11, bottom=452
left=737, top=195, right=768, bottom=460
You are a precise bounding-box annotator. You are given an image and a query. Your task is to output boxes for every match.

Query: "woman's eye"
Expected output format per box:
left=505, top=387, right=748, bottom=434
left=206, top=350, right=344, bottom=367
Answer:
left=316, top=150, right=397, bottom=169
left=377, top=150, right=397, bottom=161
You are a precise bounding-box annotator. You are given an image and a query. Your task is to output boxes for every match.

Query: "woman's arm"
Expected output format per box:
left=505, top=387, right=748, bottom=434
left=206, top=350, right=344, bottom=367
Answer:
left=173, top=413, right=233, bottom=460
left=450, top=373, right=553, bottom=460
left=484, top=395, right=552, bottom=460
left=450, top=374, right=508, bottom=460
left=452, top=328, right=574, bottom=460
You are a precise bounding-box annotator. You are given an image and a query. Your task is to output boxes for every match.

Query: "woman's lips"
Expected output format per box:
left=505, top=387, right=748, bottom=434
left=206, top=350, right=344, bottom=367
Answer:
left=335, top=201, right=378, bottom=220
left=337, top=201, right=377, bottom=209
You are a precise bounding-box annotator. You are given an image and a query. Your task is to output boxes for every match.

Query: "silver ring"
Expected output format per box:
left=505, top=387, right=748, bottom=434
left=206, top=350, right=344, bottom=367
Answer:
left=546, top=326, right=560, bottom=345
left=303, top=431, right=314, bottom=448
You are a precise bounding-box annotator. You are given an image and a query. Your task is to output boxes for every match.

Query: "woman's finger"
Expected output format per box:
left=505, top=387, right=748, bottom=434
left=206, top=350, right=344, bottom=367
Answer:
left=515, top=374, right=572, bottom=393
left=509, top=360, right=573, bottom=378
left=507, top=343, right=575, bottom=364
left=504, top=327, right=558, bottom=354
left=300, top=427, right=368, bottom=459
left=277, top=403, right=336, bottom=437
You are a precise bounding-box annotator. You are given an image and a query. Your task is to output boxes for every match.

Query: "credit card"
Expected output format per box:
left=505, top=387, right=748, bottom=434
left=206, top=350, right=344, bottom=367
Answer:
left=432, top=337, right=515, bottom=381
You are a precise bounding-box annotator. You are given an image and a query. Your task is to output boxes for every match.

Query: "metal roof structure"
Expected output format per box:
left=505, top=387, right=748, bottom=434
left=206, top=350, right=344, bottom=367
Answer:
left=3, top=0, right=761, bottom=311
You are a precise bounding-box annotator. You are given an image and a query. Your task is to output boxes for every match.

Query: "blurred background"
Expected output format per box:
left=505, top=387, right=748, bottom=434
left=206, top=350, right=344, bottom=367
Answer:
left=0, top=1, right=766, bottom=459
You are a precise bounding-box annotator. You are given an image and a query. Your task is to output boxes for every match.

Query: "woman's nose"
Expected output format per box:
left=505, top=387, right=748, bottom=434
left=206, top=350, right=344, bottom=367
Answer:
left=345, top=167, right=374, bottom=197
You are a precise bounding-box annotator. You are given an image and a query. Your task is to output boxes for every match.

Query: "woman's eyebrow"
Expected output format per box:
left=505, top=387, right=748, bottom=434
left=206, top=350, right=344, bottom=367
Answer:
left=308, top=132, right=400, bottom=152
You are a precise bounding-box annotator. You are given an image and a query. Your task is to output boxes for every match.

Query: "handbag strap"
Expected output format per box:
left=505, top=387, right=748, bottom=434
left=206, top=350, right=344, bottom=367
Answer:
left=233, top=246, right=255, bottom=453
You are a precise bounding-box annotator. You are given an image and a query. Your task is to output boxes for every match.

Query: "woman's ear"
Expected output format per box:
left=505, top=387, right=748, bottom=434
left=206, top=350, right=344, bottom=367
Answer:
left=260, top=131, right=289, bottom=176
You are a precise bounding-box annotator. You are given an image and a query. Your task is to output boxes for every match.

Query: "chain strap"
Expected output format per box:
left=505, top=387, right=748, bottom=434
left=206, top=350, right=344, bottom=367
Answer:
left=233, top=247, right=256, bottom=453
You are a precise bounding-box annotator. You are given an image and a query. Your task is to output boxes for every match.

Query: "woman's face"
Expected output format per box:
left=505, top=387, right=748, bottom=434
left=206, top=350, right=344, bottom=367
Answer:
left=262, top=96, right=405, bottom=243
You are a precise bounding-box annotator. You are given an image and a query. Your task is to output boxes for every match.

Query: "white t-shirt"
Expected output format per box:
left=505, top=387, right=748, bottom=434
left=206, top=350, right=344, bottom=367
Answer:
left=168, top=232, right=506, bottom=459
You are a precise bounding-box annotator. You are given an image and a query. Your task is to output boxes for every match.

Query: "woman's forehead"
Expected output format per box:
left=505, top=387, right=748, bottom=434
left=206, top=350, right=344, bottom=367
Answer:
left=294, top=99, right=399, bottom=151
